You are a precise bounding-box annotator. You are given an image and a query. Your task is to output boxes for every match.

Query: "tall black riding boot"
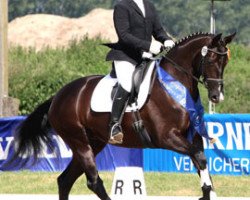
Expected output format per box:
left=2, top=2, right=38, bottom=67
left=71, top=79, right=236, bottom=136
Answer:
left=109, top=85, right=130, bottom=144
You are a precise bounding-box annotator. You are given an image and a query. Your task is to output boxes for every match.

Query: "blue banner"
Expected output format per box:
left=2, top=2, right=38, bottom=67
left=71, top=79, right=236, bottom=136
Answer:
left=0, top=116, right=142, bottom=171
left=143, top=114, right=250, bottom=175
left=0, top=114, right=250, bottom=175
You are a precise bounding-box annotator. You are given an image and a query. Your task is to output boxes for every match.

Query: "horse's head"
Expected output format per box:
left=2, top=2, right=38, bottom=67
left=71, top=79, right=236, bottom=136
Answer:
left=201, top=32, right=236, bottom=103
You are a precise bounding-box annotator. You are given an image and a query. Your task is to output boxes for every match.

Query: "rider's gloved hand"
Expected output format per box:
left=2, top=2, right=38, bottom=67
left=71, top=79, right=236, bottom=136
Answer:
left=164, top=40, right=175, bottom=48
left=142, top=52, right=153, bottom=59
left=149, top=40, right=162, bottom=55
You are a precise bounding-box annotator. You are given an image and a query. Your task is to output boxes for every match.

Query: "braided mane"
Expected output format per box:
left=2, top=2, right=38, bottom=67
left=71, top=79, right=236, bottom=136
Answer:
left=174, top=32, right=213, bottom=47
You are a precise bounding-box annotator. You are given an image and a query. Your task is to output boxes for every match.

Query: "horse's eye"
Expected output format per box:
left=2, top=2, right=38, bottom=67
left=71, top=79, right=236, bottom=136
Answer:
left=206, top=58, right=213, bottom=64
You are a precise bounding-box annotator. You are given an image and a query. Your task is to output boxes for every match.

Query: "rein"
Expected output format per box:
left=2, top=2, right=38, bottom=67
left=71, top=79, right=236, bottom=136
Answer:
left=162, top=55, right=204, bottom=85
left=154, top=46, right=228, bottom=88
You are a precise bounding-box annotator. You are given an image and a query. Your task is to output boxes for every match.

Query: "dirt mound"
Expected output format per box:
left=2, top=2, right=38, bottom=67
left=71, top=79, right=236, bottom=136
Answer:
left=8, top=8, right=117, bottom=50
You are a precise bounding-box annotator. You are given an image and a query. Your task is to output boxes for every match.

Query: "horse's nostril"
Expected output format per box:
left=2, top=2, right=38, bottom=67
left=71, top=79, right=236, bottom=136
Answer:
left=211, top=95, right=219, bottom=103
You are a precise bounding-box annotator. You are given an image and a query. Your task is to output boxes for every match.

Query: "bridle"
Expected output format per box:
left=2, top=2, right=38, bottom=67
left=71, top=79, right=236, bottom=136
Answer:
left=158, top=45, right=229, bottom=88
left=200, top=46, right=229, bottom=89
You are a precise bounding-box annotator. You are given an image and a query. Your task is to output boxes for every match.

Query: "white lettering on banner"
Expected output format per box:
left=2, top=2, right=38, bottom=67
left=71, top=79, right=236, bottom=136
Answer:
left=38, top=139, right=57, bottom=158
left=174, top=156, right=194, bottom=171
left=241, top=158, right=250, bottom=172
left=38, top=135, right=72, bottom=158
left=183, top=156, right=193, bottom=171
left=212, top=157, right=249, bottom=173
left=0, top=137, right=14, bottom=160
left=204, top=122, right=250, bottom=150
left=174, top=156, right=182, bottom=170
left=226, top=122, right=243, bottom=150
left=212, top=157, right=222, bottom=172
left=0, top=135, right=72, bottom=161
left=232, top=158, right=241, bottom=172
left=173, top=156, right=250, bottom=173
left=244, top=123, right=250, bottom=150
left=53, top=135, right=72, bottom=158
left=223, top=158, right=232, bottom=172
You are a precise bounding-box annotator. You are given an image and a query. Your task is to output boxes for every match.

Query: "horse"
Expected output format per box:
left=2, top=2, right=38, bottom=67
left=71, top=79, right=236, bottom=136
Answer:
left=10, top=32, right=235, bottom=200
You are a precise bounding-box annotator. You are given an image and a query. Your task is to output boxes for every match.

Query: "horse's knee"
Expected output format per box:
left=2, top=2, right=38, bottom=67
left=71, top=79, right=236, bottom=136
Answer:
left=194, top=151, right=207, bottom=170
left=190, top=145, right=207, bottom=170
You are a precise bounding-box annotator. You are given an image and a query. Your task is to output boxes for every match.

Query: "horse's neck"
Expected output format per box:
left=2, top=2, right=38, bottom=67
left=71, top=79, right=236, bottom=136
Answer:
left=162, top=37, right=211, bottom=100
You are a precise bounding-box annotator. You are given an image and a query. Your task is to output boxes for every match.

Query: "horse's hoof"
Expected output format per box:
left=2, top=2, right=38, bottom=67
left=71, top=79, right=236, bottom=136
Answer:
left=199, top=192, right=217, bottom=200
left=199, top=184, right=217, bottom=200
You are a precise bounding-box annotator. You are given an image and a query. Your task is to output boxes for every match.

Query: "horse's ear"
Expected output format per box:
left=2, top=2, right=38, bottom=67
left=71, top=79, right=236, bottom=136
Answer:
left=223, top=32, right=236, bottom=45
left=211, top=33, right=222, bottom=46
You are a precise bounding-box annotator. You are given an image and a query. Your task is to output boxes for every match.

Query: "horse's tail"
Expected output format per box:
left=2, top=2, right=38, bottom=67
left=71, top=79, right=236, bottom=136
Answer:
left=7, top=97, right=54, bottom=168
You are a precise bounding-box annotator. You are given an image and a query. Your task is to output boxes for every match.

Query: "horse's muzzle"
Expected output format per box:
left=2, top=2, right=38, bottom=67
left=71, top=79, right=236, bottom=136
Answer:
left=209, top=91, right=224, bottom=103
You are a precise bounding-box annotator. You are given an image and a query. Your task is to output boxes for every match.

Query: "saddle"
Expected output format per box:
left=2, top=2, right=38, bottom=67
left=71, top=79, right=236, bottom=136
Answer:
left=91, top=61, right=156, bottom=112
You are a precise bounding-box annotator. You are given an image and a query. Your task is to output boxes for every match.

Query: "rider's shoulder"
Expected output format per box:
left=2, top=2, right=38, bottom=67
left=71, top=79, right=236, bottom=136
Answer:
left=114, top=0, right=131, bottom=9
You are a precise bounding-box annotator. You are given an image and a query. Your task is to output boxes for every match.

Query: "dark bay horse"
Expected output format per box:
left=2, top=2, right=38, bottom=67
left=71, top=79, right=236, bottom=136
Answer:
left=11, top=32, right=235, bottom=200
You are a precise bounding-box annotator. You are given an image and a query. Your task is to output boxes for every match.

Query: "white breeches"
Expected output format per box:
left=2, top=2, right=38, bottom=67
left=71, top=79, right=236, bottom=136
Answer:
left=114, top=60, right=136, bottom=92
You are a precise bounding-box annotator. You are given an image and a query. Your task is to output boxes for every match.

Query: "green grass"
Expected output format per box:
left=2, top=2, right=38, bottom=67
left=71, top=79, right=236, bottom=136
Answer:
left=0, top=171, right=249, bottom=197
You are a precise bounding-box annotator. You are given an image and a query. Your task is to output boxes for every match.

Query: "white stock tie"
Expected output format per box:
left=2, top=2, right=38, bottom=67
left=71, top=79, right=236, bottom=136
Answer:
left=133, top=0, right=145, bottom=17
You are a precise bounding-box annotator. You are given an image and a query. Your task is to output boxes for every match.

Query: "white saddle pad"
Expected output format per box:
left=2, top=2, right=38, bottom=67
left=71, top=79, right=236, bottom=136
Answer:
left=91, top=61, right=156, bottom=112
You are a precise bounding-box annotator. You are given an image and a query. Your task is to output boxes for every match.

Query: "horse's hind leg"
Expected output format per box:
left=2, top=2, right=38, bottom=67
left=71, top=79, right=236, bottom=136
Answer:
left=191, top=134, right=217, bottom=200
left=58, top=158, right=84, bottom=200
left=57, top=127, right=110, bottom=200
left=77, top=144, right=111, bottom=200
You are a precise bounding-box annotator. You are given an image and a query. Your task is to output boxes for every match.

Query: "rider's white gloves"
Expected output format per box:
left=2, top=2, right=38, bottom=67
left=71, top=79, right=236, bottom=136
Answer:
left=142, top=51, right=153, bottom=59
left=149, top=40, right=174, bottom=55
left=149, top=40, right=162, bottom=55
left=164, top=39, right=175, bottom=48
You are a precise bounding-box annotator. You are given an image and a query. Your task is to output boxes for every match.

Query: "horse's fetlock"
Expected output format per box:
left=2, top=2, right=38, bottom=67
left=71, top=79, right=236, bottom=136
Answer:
left=87, top=176, right=103, bottom=191
left=57, top=176, right=65, bottom=187
left=87, top=180, right=97, bottom=190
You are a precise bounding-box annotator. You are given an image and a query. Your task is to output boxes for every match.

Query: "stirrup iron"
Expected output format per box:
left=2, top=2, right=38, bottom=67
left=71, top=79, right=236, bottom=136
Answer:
left=109, top=123, right=124, bottom=144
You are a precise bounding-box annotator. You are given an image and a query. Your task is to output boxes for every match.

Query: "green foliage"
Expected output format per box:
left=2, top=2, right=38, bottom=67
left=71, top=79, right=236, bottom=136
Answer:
left=9, top=38, right=250, bottom=114
left=9, top=37, right=110, bottom=115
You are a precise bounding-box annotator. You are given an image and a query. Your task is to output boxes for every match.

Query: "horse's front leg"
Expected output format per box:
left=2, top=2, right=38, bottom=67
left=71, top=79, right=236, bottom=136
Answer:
left=160, top=129, right=216, bottom=200
left=191, top=134, right=217, bottom=200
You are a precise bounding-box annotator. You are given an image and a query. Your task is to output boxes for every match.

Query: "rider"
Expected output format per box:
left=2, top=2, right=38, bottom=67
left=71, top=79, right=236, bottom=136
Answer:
left=106, top=0, right=175, bottom=144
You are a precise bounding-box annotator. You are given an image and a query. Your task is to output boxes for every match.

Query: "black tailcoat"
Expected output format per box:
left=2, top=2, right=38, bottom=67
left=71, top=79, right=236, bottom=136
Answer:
left=106, top=0, right=170, bottom=65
